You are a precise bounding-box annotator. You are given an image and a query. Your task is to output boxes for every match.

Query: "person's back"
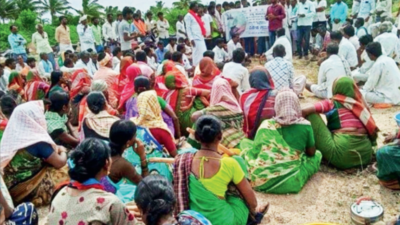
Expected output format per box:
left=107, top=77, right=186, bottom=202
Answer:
left=222, top=49, right=250, bottom=93
left=339, top=37, right=358, bottom=67
left=318, top=54, right=349, bottom=98
left=364, top=54, right=400, bottom=104
left=265, top=44, right=294, bottom=92
left=374, top=32, right=399, bottom=59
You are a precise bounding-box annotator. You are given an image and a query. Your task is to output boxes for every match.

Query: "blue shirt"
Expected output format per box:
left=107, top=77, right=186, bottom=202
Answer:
left=330, top=2, right=348, bottom=23
left=155, top=48, right=167, bottom=63
left=357, top=0, right=375, bottom=19
left=8, top=33, right=27, bottom=54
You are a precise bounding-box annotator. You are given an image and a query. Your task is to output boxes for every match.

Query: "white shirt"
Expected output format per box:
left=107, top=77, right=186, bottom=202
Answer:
left=265, top=36, right=293, bottom=62
left=376, top=0, right=392, bottom=18
left=157, top=19, right=170, bottom=39
left=318, top=54, right=351, bottom=97
left=363, top=55, right=400, bottom=104
left=339, top=38, right=358, bottom=67
left=75, top=59, right=95, bottom=77
left=182, top=54, right=192, bottom=70
left=202, top=14, right=213, bottom=37
left=102, top=21, right=116, bottom=41
left=176, top=21, right=187, bottom=39
left=147, top=56, right=158, bottom=70
left=296, top=0, right=316, bottom=26
left=112, top=56, right=120, bottom=70
left=222, top=62, right=250, bottom=93
left=359, top=50, right=375, bottom=73
left=77, top=24, right=95, bottom=46
left=213, top=46, right=229, bottom=63
left=165, top=44, right=177, bottom=53
left=15, top=63, right=27, bottom=73
left=38, top=60, right=54, bottom=78
left=145, top=18, right=156, bottom=33
left=175, top=63, right=189, bottom=80
left=184, top=13, right=205, bottom=41
left=60, top=66, right=77, bottom=73
left=118, top=20, right=131, bottom=51
left=349, top=36, right=360, bottom=50
left=374, top=32, right=400, bottom=62
left=312, top=0, right=327, bottom=22
left=356, top=26, right=368, bottom=38
left=31, top=32, right=53, bottom=54
left=227, top=40, right=243, bottom=59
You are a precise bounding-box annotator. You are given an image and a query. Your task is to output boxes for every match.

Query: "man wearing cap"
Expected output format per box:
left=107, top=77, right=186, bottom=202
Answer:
left=77, top=15, right=96, bottom=52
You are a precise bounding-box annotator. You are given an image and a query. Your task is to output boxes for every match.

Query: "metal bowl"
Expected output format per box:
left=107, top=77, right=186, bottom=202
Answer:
left=350, top=199, right=384, bottom=225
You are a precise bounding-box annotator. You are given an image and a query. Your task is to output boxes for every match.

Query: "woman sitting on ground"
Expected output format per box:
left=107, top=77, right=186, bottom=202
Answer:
left=125, top=76, right=180, bottom=138
left=45, top=91, right=80, bottom=148
left=81, top=92, right=119, bottom=141
left=135, top=175, right=212, bottom=225
left=8, top=71, right=25, bottom=101
left=302, top=77, right=377, bottom=170
left=164, top=73, right=209, bottom=136
left=240, top=66, right=276, bottom=140
left=102, top=120, right=149, bottom=196
left=132, top=87, right=178, bottom=157
left=24, top=69, right=49, bottom=101
left=47, top=71, right=68, bottom=98
left=118, top=55, right=134, bottom=92
left=191, top=77, right=245, bottom=149
left=78, top=80, right=118, bottom=130
left=118, top=63, right=142, bottom=112
left=68, top=67, right=91, bottom=126
left=0, top=94, right=17, bottom=142
left=0, top=101, right=68, bottom=207
left=174, top=116, right=269, bottom=225
left=241, top=89, right=322, bottom=194
left=374, top=130, right=400, bottom=190
left=48, top=138, right=135, bottom=224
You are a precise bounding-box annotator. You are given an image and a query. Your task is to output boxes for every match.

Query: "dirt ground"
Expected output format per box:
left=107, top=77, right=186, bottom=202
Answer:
left=38, top=58, right=400, bottom=225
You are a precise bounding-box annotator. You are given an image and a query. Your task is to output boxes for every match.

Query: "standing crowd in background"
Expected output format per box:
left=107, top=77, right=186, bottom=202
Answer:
left=1, top=0, right=400, bottom=224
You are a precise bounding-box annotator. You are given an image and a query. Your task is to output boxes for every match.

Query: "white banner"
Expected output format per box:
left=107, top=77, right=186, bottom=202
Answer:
left=222, top=5, right=270, bottom=40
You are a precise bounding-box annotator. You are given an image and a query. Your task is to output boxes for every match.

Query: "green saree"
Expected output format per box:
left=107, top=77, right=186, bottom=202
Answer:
left=189, top=174, right=249, bottom=225
left=240, top=119, right=322, bottom=194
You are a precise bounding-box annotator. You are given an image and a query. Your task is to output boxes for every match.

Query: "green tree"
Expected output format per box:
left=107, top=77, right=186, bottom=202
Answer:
left=104, top=6, right=120, bottom=16
left=16, top=9, right=37, bottom=32
left=0, top=0, right=17, bottom=23
left=149, top=1, right=169, bottom=17
left=12, top=0, right=41, bottom=17
left=37, top=0, right=72, bottom=21
left=74, top=0, right=104, bottom=20
left=172, top=0, right=191, bottom=9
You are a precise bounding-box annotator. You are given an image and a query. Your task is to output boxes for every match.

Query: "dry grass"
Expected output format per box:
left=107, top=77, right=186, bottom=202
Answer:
left=38, top=58, right=400, bottom=225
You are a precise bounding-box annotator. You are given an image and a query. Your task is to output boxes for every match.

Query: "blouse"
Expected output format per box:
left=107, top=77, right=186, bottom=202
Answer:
left=314, top=99, right=365, bottom=131
left=48, top=187, right=135, bottom=225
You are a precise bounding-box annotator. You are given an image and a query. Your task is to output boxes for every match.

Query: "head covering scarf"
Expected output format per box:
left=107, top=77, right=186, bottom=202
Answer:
left=274, top=88, right=308, bottom=126
left=118, top=56, right=134, bottom=92
left=332, top=77, right=378, bottom=140
left=79, top=15, right=87, bottom=23
left=118, top=64, right=142, bottom=109
left=85, top=93, right=119, bottom=138
left=210, top=77, right=242, bottom=113
left=70, top=68, right=91, bottom=99
left=240, top=66, right=275, bottom=138
left=0, top=101, right=55, bottom=169
left=192, top=58, right=221, bottom=90
left=99, top=53, right=112, bottom=67
left=91, top=79, right=108, bottom=92
left=8, top=72, right=25, bottom=99
left=24, top=71, right=49, bottom=101
left=131, top=90, right=172, bottom=135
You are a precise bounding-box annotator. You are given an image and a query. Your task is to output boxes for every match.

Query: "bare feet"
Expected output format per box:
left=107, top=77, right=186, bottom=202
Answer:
left=257, top=202, right=270, bottom=215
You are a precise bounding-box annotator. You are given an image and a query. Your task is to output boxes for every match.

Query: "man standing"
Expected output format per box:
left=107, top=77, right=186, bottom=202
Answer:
left=184, top=2, right=207, bottom=66
left=289, top=0, right=299, bottom=53
left=176, top=15, right=187, bottom=40
left=354, top=0, right=375, bottom=25
left=77, top=15, right=96, bottom=52
left=157, top=12, right=170, bottom=47
left=200, top=7, right=213, bottom=50
left=103, top=14, right=117, bottom=53
left=8, top=25, right=27, bottom=62
left=119, top=7, right=137, bottom=54
left=113, top=13, right=123, bottom=41
left=267, top=0, right=285, bottom=47
left=312, top=0, right=327, bottom=28
left=330, top=0, right=348, bottom=31
left=242, top=0, right=255, bottom=56
left=145, top=12, right=156, bottom=39
left=296, top=0, right=315, bottom=59
left=32, top=24, right=56, bottom=69
left=55, top=16, right=74, bottom=53
left=91, top=17, right=103, bottom=53
left=376, top=0, right=392, bottom=22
